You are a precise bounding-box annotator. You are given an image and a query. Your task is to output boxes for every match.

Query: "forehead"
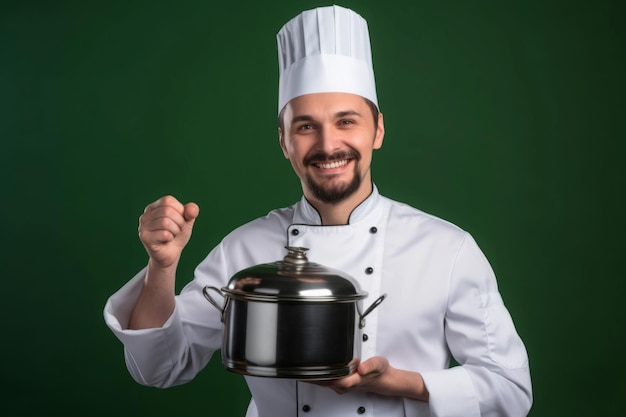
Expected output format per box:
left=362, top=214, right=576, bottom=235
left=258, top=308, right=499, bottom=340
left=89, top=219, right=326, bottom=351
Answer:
left=283, top=92, right=369, bottom=119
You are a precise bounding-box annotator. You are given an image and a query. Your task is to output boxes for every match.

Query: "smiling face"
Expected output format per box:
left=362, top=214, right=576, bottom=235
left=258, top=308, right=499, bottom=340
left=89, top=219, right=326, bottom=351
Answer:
left=279, top=92, right=384, bottom=207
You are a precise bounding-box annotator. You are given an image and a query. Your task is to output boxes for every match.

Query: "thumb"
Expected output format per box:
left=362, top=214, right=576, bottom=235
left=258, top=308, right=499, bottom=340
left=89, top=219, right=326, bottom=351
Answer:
left=358, top=357, right=386, bottom=376
left=183, top=202, right=200, bottom=224
left=357, top=360, right=373, bottom=376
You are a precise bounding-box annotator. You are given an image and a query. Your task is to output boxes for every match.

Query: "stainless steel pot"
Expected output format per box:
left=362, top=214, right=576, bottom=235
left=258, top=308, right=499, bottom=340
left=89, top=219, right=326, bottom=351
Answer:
left=203, top=246, right=385, bottom=380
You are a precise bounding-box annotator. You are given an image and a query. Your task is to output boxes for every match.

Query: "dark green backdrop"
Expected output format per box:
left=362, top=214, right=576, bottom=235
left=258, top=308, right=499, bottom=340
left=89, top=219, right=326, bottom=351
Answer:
left=2, top=0, right=623, bottom=415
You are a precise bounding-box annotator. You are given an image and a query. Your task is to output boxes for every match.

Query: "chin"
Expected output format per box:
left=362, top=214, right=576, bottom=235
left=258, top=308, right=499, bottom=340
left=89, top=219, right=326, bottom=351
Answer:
left=307, top=177, right=361, bottom=205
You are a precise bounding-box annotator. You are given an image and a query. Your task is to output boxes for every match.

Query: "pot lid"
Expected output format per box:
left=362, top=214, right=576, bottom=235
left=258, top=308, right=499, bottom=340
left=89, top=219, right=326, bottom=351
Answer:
left=223, top=246, right=367, bottom=302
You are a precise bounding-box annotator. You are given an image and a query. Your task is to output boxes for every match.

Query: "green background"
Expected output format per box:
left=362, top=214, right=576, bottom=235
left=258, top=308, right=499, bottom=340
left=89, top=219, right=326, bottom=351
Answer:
left=2, top=0, right=623, bottom=415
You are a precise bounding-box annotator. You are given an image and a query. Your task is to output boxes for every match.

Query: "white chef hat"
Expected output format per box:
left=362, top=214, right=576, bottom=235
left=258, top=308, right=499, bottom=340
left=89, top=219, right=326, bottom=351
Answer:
left=276, top=4, right=378, bottom=114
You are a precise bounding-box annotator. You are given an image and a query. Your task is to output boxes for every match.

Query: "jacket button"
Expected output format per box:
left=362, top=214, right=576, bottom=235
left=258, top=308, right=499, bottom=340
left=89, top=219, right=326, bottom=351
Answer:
left=369, top=226, right=377, bottom=234
left=302, top=404, right=311, bottom=412
left=365, top=267, right=374, bottom=274
left=357, top=406, right=366, bottom=414
left=291, top=229, right=299, bottom=236
left=362, top=333, right=369, bottom=342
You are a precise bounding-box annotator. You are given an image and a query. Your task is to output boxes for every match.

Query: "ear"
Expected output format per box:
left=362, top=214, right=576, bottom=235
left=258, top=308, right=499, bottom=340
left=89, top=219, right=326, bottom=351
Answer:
left=373, top=112, right=385, bottom=150
left=278, top=127, right=289, bottom=159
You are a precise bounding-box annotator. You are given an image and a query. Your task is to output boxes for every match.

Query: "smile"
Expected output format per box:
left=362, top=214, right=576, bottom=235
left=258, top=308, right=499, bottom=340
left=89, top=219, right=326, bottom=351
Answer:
left=315, top=159, right=349, bottom=169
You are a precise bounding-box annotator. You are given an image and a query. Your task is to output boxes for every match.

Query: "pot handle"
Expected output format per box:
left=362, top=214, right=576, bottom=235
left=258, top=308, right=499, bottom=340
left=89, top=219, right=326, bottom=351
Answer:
left=203, top=286, right=226, bottom=322
left=359, top=294, right=386, bottom=329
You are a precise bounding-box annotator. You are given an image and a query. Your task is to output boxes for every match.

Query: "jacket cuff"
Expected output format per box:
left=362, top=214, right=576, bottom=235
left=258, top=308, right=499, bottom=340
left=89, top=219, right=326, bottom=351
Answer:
left=420, top=367, right=480, bottom=417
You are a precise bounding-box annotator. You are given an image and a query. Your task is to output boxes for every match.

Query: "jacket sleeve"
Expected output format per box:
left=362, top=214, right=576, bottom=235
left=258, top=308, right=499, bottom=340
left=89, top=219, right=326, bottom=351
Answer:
left=420, top=233, right=533, bottom=417
left=102, top=243, right=228, bottom=388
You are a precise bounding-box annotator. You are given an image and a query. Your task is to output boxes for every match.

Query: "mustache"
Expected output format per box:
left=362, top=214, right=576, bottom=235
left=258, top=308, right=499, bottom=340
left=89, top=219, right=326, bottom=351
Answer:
left=304, top=149, right=360, bottom=165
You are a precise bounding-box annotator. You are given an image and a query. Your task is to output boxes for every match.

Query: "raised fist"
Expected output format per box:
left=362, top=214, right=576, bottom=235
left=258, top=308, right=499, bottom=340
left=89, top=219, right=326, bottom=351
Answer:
left=138, top=195, right=199, bottom=269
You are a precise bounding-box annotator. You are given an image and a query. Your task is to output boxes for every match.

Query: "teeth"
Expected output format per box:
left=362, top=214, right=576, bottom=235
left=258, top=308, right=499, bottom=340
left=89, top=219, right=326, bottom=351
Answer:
left=318, top=160, right=348, bottom=169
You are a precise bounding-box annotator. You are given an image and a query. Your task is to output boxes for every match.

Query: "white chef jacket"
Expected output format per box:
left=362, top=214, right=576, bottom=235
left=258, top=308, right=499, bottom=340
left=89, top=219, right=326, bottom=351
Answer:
left=104, top=186, right=532, bottom=417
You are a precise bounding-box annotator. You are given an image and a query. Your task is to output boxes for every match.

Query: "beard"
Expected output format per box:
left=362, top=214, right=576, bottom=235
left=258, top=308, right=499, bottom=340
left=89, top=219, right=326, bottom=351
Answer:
left=304, top=150, right=362, bottom=204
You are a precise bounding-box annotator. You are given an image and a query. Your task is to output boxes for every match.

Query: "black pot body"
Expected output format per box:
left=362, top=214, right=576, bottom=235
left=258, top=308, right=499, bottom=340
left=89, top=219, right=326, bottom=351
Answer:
left=221, top=297, right=362, bottom=379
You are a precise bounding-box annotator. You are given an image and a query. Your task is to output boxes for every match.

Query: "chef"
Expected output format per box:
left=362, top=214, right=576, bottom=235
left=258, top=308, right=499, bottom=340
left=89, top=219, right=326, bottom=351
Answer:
left=104, top=5, right=532, bottom=417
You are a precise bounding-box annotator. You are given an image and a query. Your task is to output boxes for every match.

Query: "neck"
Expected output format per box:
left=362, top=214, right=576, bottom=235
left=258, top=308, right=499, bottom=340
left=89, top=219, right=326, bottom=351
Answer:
left=305, top=181, right=373, bottom=225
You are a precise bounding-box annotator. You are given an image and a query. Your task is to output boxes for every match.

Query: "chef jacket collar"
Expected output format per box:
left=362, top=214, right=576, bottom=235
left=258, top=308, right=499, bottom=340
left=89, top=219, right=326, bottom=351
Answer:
left=294, top=183, right=381, bottom=225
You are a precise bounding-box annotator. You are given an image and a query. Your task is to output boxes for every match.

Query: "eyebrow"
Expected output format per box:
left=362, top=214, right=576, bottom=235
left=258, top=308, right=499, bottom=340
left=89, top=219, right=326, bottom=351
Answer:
left=290, top=110, right=363, bottom=124
left=291, top=115, right=315, bottom=124
left=336, top=110, right=362, bottom=118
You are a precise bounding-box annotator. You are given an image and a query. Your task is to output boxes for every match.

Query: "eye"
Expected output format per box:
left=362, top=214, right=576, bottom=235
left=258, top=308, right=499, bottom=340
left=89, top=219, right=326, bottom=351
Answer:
left=297, top=123, right=314, bottom=131
left=339, top=119, right=354, bottom=126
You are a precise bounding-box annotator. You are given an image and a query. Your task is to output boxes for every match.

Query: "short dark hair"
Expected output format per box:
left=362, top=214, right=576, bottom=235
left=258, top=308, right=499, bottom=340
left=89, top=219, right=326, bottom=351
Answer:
left=278, top=97, right=379, bottom=132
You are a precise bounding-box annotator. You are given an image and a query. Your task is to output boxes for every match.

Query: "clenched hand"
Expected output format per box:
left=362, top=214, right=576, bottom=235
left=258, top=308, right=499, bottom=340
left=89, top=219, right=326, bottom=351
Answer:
left=129, top=195, right=199, bottom=329
left=138, top=195, right=200, bottom=269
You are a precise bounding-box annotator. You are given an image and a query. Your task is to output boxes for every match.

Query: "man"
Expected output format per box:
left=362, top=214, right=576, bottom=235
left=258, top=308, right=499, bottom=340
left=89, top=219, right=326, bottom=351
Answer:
left=104, top=5, right=532, bottom=416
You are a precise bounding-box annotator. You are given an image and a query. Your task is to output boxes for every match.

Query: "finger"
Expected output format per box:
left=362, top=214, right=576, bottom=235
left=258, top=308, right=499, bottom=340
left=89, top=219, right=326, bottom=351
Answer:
left=143, top=215, right=184, bottom=235
left=331, top=374, right=361, bottom=394
left=305, top=374, right=363, bottom=395
left=357, top=361, right=374, bottom=376
left=144, top=195, right=185, bottom=214
left=357, top=357, right=385, bottom=376
left=146, top=206, right=187, bottom=228
left=183, top=202, right=200, bottom=222
left=139, top=206, right=188, bottom=242
left=138, top=198, right=197, bottom=245
left=348, top=357, right=361, bottom=371
left=139, top=221, right=181, bottom=246
left=143, top=228, right=177, bottom=245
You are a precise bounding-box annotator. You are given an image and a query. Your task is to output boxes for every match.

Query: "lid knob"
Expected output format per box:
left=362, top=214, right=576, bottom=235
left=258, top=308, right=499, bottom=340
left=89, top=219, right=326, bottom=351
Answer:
left=283, top=246, right=309, bottom=265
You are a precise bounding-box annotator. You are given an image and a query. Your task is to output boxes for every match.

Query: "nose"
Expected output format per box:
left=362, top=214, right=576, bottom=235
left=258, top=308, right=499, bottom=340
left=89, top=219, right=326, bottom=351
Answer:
left=317, top=125, right=342, bottom=154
